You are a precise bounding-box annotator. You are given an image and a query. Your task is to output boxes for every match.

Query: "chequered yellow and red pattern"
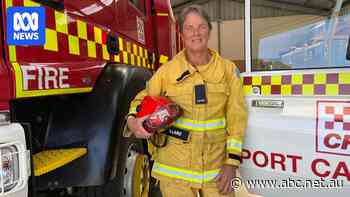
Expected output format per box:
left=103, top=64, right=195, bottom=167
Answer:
left=242, top=72, right=350, bottom=96
left=5, top=0, right=156, bottom=69
left=4, top=0, right=162, bottom=98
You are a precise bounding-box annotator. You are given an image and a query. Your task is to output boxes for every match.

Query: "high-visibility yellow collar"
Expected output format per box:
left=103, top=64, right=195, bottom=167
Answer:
left=171, top=48, right=225, bottom=84
left=164, top=48, right=227, bottom=84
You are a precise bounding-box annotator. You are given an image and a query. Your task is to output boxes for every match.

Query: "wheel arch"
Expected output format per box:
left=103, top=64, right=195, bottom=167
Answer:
left=36, top=64, right=152, bottom=189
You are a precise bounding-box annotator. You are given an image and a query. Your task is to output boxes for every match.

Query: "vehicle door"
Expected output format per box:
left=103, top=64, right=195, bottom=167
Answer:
left=240, top=0, right=350, bottom=196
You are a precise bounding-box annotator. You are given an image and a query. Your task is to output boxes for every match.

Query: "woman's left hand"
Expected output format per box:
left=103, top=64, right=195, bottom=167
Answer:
left=214, top=164, right=238, bottom=195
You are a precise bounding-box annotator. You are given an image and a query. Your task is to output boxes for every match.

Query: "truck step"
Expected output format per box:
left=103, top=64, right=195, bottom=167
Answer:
left=33, top=148, right=87, bottom=176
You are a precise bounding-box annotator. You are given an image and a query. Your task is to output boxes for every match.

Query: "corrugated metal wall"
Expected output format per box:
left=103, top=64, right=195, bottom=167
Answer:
left=250, top=3, right=300, bottom=19
left=173, top=0, right=301, bottom=21
left=201, top=0, right=244, bottom=20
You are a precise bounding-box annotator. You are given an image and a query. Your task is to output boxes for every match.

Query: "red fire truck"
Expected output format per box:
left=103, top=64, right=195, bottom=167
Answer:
left=0, top=0, right=180, bottom=196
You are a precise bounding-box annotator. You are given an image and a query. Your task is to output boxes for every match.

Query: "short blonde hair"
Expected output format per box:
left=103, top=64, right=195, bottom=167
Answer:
left=179, top=5, right=212, bottom=33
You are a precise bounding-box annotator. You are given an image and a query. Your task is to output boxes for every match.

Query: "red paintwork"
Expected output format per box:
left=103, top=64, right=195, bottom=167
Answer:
left=144, top=0, right=154, bottom=50
left=117, top=0, right=146, bottom=45
left=154, top=15, right=170, bottom=58
left=152, top=0, right=172, bottom=66
left=0, top=59, right=11, bottom=111
left=153, top=0, right=169, bottom=13
left=0, top=1, right=11, bottom=111
left=0, top=0, right=175, bottom=110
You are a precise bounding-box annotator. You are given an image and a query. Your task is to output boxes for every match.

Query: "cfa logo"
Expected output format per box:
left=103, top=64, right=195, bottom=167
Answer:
left=7, top=7, right=45, bottom=45
left=316, top=101, right=350, bottom=156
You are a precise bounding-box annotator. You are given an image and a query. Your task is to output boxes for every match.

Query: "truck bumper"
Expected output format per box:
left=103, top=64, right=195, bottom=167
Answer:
left=0, top=123, right=30, bottom=197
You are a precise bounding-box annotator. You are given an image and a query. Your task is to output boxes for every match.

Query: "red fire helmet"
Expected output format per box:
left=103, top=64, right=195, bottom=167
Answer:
left=136, top=96, right=182, bottom=133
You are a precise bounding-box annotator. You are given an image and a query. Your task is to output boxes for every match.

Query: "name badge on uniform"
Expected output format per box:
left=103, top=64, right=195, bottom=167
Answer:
left=164, top=126, right=189, bottom=141
left=194, top=84, right=207, bottom=104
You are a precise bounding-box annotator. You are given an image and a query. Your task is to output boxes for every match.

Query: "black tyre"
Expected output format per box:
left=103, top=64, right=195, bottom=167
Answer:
left=72, top=137, right=150, bottom=197
left=116, top=137, right=150, bottom=197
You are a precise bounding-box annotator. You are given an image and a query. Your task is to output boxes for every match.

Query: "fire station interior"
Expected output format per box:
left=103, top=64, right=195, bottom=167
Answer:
left=5, top=0, right=350, bottom=196
left=170, top=0, right=350, bottom=197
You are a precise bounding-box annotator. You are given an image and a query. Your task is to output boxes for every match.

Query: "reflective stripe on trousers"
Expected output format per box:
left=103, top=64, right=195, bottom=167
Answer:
left=152, top=162, right=220, bottom=183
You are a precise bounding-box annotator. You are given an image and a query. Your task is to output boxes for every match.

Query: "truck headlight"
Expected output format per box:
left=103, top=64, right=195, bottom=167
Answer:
left=0, top=145, right=19, bottom=193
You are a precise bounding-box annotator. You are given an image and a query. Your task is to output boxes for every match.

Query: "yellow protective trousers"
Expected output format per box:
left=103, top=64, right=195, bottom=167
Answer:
left=160, top=180, right=235, bottom=197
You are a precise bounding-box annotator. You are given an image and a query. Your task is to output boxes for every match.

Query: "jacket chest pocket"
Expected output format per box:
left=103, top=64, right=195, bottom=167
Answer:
left=165, top=84, right=193, bottom=107
left=206, top=82, right=229, bottom=106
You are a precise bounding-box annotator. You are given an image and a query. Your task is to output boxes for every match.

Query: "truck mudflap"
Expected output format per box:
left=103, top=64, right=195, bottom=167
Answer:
left=32, top=64, right=152, bottom=190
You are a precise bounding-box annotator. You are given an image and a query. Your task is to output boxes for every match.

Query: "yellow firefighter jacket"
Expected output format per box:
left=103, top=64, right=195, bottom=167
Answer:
left=127, top=49, right=247, bottom=188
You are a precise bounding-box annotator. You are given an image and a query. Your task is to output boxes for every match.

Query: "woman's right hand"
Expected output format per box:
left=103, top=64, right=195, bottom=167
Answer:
left=126, top=115, right=152, bottom=139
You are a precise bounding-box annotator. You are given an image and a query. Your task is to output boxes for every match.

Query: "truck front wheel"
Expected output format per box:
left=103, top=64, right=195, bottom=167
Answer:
left=72, top=138, right=151, bottom=197
left=118, top=138, right=150, bottom=197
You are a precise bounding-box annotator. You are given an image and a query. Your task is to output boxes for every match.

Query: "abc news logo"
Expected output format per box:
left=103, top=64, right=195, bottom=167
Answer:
left=7, top=7, right=45, bottom=45
left=14, top=12, right=39, bottom=31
